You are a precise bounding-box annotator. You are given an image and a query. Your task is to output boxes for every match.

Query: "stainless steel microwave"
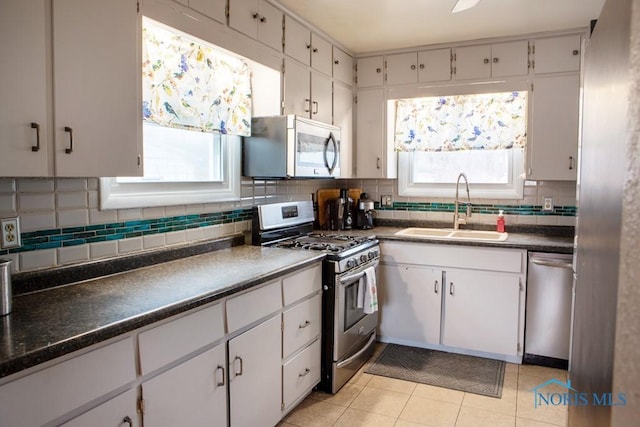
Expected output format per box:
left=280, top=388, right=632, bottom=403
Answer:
left=242, top=115, right=341, bottom=178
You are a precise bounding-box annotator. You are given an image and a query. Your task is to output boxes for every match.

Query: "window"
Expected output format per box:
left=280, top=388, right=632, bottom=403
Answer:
left=100, top=17, right=280, bottom=209
left=393, top=86, right=528, bottom=199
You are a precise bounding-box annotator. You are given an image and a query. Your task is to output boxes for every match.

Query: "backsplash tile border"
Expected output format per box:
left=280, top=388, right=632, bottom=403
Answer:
left=0, top=208, right=253, bottom=256
left=377, top=201, right=577, bottom=216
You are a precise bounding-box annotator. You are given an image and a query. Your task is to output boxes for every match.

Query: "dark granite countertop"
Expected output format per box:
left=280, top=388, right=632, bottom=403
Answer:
left=0, top=245, right=324, bottom=379
left=369, top=226, right=574, bottom=253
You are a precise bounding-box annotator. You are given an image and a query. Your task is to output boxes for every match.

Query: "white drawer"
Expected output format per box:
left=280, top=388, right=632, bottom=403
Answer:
left=282, top=340, right=321, bottom=410
left=381, top=241, right=525, bottom=273
left=138, top=303, right=225, bottom=375
left=283, top=264, right=322, bottom=306
left=0, top=338, right=136, bottom=427
left=227, top=281, right=282, bottom=333
left=283, top=294, right=321, bottom=359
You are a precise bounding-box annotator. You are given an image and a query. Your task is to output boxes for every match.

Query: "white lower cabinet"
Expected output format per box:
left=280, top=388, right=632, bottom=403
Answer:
left=141, top=343, right=227, bottom=426
left=229, top=314, right=283, bottom=427
left=378, top=265, right=442, bottom=346
left=61, top=388, right=139, bottom=427
left=283, top=339, right=321, bottom=410
left=378, top=242, right=526, bottom=362
left=442, top=269, right=521, bottom=356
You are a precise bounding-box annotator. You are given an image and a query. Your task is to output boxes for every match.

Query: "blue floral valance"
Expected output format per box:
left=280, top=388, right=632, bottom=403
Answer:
left=394, top=91, right=527, bottom=152
left=142, top=19, right=252, bottom=136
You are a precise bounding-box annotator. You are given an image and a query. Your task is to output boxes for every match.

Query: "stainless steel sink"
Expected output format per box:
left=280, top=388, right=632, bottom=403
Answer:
left=394, top=227, right=508, bottom=242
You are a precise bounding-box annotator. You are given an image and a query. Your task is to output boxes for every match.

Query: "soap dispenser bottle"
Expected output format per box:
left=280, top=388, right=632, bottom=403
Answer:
left=497, top=210, right=505, bottom=233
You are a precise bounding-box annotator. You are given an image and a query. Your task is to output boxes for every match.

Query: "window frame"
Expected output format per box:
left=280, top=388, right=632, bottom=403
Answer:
left=99, top=136, right=241, bottom=209
left=389, top=80, right=529, bottom=200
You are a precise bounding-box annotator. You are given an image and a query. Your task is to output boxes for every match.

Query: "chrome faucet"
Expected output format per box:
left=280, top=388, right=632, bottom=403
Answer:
left=453, top=173, right=472, bottom=229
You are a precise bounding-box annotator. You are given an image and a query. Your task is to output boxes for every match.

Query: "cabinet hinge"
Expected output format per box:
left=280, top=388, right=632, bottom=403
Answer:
left=281, top=402, right=285, bottom=410
left=354, top=95, right=358, bottom=104
left=531, top=60, right=535, bottom=70
left=136, top=1, right=140, bottom=13
left=225, top=2, right=230, bottom=18
left=517, top=343, right=522, bottom=352
left=137, top=397, right=145, bottom=414
left=528, top=43, right=531, bottom=55
left=519, top=278, right=524, bottom=291
left=530, top=82, right=534, bottom=92
left=355, top=75, right=358, bottom=85
left=281, top=319, right=285, bottom=332
left=532, top=45, right=535, bottom=55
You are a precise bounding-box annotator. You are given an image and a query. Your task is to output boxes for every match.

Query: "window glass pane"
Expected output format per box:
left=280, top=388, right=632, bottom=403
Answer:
left=413, top=150, right=510, bottom=184
left=117, top=124, right=223, bottom=183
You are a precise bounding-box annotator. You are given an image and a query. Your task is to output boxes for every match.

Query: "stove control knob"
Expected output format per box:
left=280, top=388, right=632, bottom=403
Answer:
left=346, top=258, right=357, bottom=269
left=360, top=254, right=368, bottom=263
left=368, top=250, right=375, bottom=260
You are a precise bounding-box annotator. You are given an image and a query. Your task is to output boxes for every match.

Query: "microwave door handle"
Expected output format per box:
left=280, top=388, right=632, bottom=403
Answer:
left=325, top=132, right=338, bottom=175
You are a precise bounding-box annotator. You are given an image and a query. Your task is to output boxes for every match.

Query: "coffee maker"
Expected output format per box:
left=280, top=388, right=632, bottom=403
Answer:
left=355, top=193, right=374, bottom=229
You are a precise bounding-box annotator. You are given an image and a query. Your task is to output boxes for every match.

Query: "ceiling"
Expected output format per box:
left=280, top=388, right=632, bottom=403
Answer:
left=273, top=0, right=606, bottom=54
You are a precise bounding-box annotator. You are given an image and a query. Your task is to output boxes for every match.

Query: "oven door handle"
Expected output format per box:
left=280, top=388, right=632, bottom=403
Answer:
left=336, top=333, right=377, bottom=369
left=339, top=261, right=379, bottom=285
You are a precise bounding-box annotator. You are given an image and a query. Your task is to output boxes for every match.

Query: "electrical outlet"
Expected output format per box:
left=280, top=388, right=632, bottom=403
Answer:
left=1, top=217, right=21, bottom=249
left=543, top=197, right=554, bottom=212
left=381, top=195, right=393, bottom=207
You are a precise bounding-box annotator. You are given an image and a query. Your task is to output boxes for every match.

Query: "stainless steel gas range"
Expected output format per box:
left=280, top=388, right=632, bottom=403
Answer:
left=252, top=200, right=379, bottom=393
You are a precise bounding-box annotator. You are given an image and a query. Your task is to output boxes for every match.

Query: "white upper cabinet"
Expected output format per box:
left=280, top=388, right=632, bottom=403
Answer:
left=311, top=71, right=333, bottom=124
left=311, top=33, right=332, bottom=76
left=284, top=16, right=311, bottom=66
left=533, top=34, right=581, bottom=74
left=454, top=40, right=529, bottom=80
left=182, top=0, right=226, bottom=23
left=417, top=48, right=452, bottom=82
left=229, top=0, right=283, bottom=51
left=528, top=74, right=580, bottom=181
left=283, top=57, right=311, bottom=117
left=386, top=49, right=452, bottom=85
left=53, top=0, right=142, bottom=177
left=0, top=0, right=49, bottom=177
left=333, top=47, right=354, bottom=86
left=356, top=56, right=384, bottom=88
left=334, top=83, right=354, bottom=178
left=385, top=52, right=418, bottom=85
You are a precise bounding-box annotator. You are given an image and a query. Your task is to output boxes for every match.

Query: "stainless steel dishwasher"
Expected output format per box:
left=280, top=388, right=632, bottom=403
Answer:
left=524, top=252, right=573, bottom=369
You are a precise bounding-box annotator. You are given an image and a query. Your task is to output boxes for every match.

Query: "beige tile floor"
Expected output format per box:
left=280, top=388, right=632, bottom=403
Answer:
left=280, top=345, right=568, bottom=427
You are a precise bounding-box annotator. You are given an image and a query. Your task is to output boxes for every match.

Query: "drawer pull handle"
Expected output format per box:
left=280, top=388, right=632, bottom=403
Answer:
left=64, top=126, right=74, bottom=154
left=299, top=320, right=311, bottom=329
left=234, top=356, right=243, bottom=376
left=30, top=122, right=41, bottom=152
left=434, top=280, right=439, bottom=294
left=299, top=368, right=311, bottom=377
left=569, top=156, right=574, bottom=170
left=122, top=416, right=133, bottom=426
left=216, top=364, right=225, bottom=386
left=449, top=282, right=454, bottom=295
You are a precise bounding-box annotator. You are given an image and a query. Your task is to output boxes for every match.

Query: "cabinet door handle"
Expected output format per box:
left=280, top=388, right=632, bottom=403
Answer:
left=493, top=57, right=499, bottom=63
left=306, top=43, right=311, bottom=49
left=64, top=126, right=74, bottom=154
left=313, top=47, right=318, bottom=53
left=304, top=98, right=311, bottom=113
left=299, top=368, right=311, bottom=377
left=434, top=280, right=439, bottom=294
left=449, top=282, right=454, bottom=295
left=260, top=16, right=267, bottom=23
left=30, top=122, right=41, bottom=152
left=483, top=58, right=490, bottom=64
left=122, top=416, right=133, bottom=426
left=334, top=59, right=340, bottom=65
left=410, top=64, right=416, bottom=70
left=572, top=49, right=579, bottom=55
left=376, top=157, right=381, bottom=169
left=252, top=12, right=259, bottom=19
left=216, top=364, right=225, bottom=386
left=312, top=101, right=319, bottom=114
left=234, top=355, right=243, bottom=376
left=376, top=67, right=381, bottom=73
left=419, top=64, right=425, bottom=69
left=299, top=320, right=311, bottom=329
left=569, top=156, right=574, bottom=170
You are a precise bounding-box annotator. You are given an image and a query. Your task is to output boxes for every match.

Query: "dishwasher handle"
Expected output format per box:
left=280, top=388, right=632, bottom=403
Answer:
left=531, top=258, right=573, bottom=270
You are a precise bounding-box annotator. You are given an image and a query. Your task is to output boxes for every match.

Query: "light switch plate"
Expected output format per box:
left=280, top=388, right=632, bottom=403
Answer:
left=381, top=195, right=393, bottom=207
left=1, top=217, right=21, bottom=249
left=543, top=197, right=554, bottom=211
